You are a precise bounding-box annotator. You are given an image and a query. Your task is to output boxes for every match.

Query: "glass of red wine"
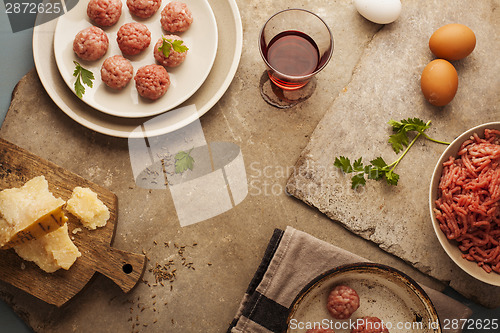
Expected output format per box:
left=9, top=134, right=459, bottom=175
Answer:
left=259, top=9, right=333, bottom=93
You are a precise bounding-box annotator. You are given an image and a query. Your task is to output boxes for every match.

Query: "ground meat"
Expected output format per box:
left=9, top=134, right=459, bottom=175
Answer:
left=73, top=26, right=109, bottom=61
left=87, top=0, right=122, bottom=27
left=153, top=35, right=188, bottom=67
left=434, top=129, right=500, bottom=273
left=306, top=328, right=335, bottom=333
left=326, top=285, right=360, bottom=319
left=116, top=22, right=151, bottom=55
left=101, top=55, right=134, bottom=89
left=351, top=317, right=389, bottom=333
left=160, top=1, right=193, bottom=32
left=134, top=64, right=170, bottom=100
left=127, top=0, right=162, bottom=18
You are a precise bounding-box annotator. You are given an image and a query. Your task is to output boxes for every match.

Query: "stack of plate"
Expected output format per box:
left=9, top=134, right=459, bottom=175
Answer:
left=33, top=0, right=242, bottom=138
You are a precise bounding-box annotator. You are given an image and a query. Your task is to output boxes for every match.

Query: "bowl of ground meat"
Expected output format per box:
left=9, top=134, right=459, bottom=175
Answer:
left=287, top=263, right=441, bottom=333
left=430, top=122, right=500, bottom=287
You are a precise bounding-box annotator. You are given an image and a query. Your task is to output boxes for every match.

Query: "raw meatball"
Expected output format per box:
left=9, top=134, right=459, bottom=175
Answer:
left=73, top=26, right=109, bottom=61
left=154, top=35, right=187, bottom=67
left=351, top=317, right=389, bottom=333
left=87, top=0, right=122, bottom=27
left=117, top=22, right=151, bottom=55
left=327, top=285, right=360, bottom=319
left=101, top=55, right=134, bottom=89
left=306, top=328, right=335, bottom=333
left=160, top=1, right=193, bottom=32
left=127, top=0, right=162, bottom=18
left=134, top=64, right=170, bottom=100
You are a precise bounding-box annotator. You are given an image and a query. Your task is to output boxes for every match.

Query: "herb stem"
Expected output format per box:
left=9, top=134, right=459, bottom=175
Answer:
left=420, top=133, right=450, bottom=145
left=388, top=120, right=431, bottom=172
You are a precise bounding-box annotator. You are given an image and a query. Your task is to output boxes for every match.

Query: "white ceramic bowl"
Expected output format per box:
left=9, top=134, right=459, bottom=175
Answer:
left=429, top=122, right=500, bottom=286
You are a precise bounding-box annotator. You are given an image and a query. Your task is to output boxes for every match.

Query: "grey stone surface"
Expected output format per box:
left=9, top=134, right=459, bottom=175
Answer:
left=287, top=0, right=500, bottom=307
left=0, top=0, right=495, bottom=332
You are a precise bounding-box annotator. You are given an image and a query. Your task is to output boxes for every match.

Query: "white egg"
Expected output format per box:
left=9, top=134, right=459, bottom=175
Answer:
left=354, top=0, right=402, bottom=24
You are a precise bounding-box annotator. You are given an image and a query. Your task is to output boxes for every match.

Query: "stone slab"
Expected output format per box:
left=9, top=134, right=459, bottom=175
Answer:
left=286, top=0, right=500, bottom=307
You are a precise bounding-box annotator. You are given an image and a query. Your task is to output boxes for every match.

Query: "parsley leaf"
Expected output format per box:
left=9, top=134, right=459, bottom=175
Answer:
left=385, top=171, right=399, bottom=186
left=335, top=155, right=398, bottom=188
left=73, top=61, right=94, bottom=98
left=388, top=130, right=409, bottom=154
left=370, top=157, right=388, bottom=169
left=174, top=148, right=195, bottom=174
left=352, top=157, right=364, bottom=172
left=334, top=156, right=353, bottom=174
left=171, top=39, right=188, bottom=53
left=351, top=173, right=366, bottom=189
left=388, top=118, right=430, bottom=153
left=159, top=37, right=189, bottom=58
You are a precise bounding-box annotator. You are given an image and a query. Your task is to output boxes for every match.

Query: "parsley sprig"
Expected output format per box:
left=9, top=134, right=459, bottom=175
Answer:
left=73, top=61, right=94, bottom=98
left=174, top=148, right=194, bottom=174
left=388, top=118, right=449, bottom=153
left=158, top=37, right=189, bottom=58
left=334, top=118, right=450, bottom=189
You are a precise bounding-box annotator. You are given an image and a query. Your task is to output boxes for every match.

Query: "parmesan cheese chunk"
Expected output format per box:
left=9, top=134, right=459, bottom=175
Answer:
left=66, top=187, right=110, bottom=230
left=0, top=176, right=66, bottom=248
left=14, top=223, right=81, bottom=273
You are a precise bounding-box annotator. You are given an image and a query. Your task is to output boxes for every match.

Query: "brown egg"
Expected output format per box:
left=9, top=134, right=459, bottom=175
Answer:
left=429, top=24, right=476, bottom=61
left=420, top=59, right=458, bottom=106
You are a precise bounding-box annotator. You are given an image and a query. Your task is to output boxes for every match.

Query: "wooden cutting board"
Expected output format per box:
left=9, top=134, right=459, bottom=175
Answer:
left=0, top=138, right=146, bottom=307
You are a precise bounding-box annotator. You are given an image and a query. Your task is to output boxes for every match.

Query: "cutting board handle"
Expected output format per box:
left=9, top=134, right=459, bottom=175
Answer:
left=94, top=246, right=146, bottom=293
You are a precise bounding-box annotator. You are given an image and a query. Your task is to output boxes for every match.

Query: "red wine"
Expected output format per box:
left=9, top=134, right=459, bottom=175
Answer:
left=265, top=30, right=320, bottom=77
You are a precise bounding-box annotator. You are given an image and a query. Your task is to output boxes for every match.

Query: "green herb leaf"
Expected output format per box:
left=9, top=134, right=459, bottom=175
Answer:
left=369, top=157, right=388, bottom=169
left=334, top=156, right=353, bottom=174
left=80, top=67, right=95, bottom=88
left=388, top=118, right=431, bottom=153
left=171, top=39, right=189, bottom=53
left=351, top=173, right=366, bottom=189
left=159, top=37, right=189, bottom=58
left=174, top=148, right=195, bottom=174
left=365, top=165, right=383, bottom=180
left=352, top=157, right=364, bottom=172
left=74, top=78, right=85, bottom=99
left=385, top=171, right=400, bottom=186
left=73, top=61, right=94, bottom=99
left=388, top=130, right=409, bottom=154
left=160, top=41, right=172, bottom=57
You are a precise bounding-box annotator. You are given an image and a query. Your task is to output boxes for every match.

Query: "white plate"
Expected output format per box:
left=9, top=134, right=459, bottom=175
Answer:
left=33, top=0, right=242, bottom=137
left=53, top=0, right=218, bottom=118
left=288, top=263, right=441, bottom=333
